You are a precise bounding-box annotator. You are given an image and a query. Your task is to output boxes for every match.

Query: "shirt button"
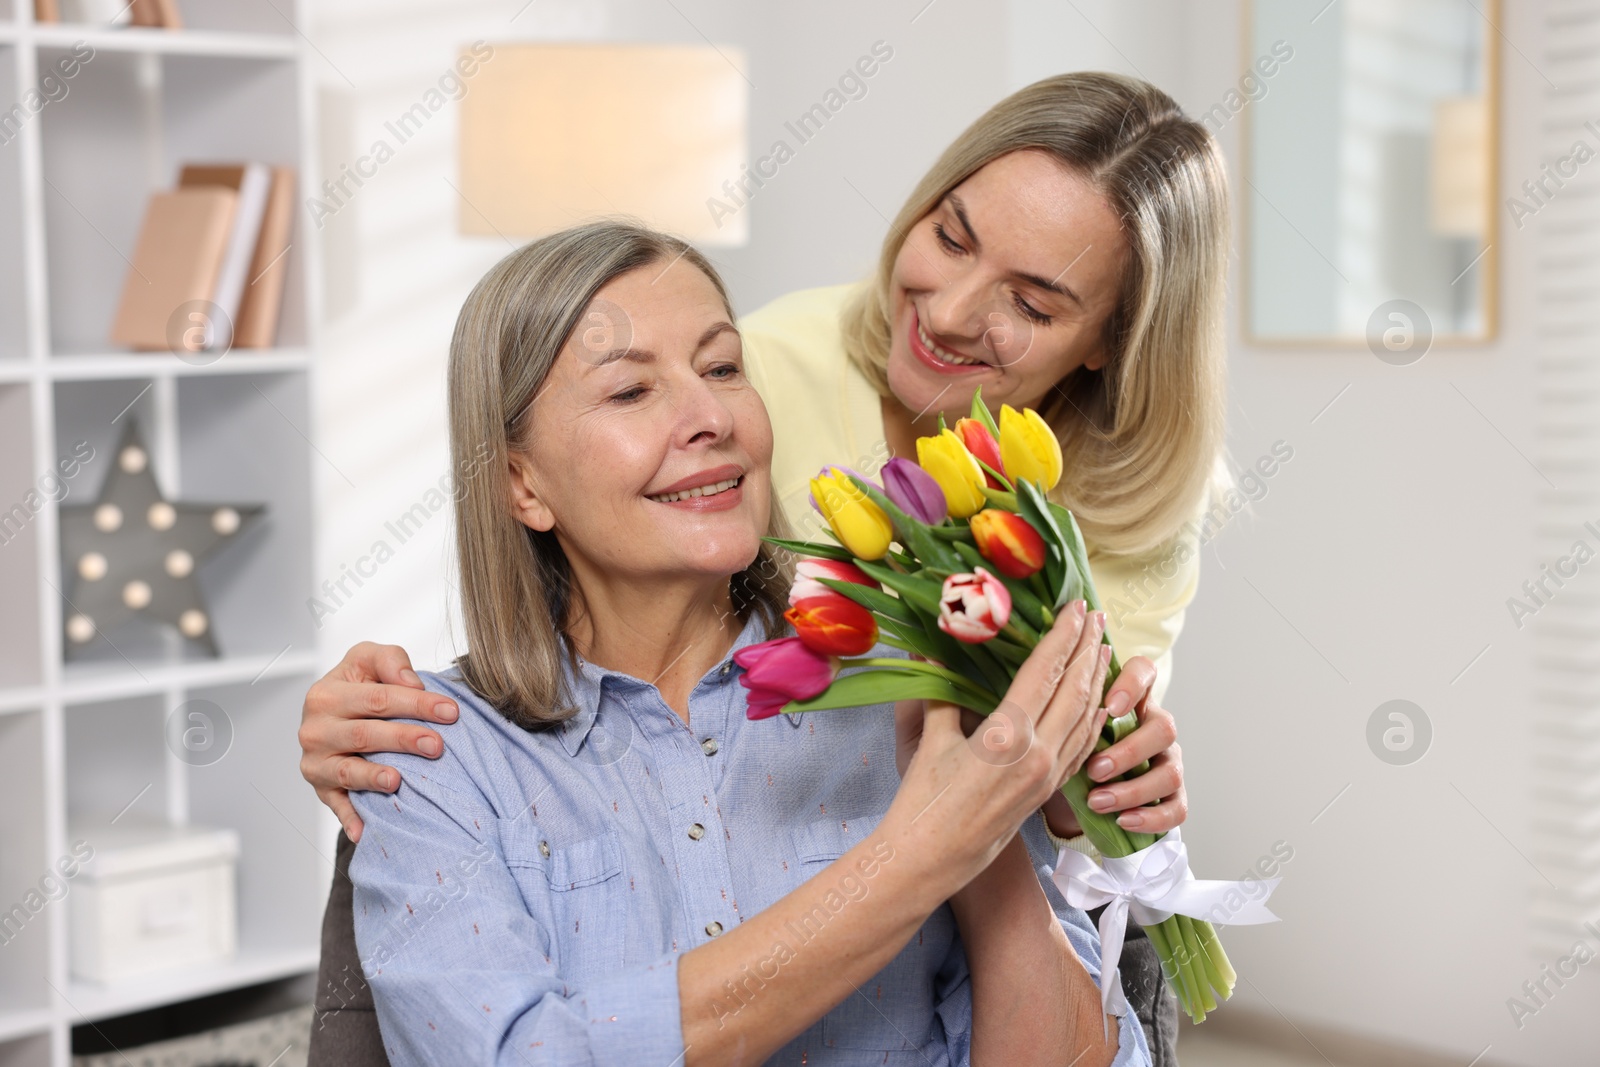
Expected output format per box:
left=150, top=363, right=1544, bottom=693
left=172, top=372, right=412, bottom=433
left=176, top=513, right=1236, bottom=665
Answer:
left=719, top=661, right=732, bottom=676
left=705, top=921, right=724, bottom=937
left=687, top=822, right=706, bottom=840
left=539, top=840, right=551, bottom=858
left=701, top=737, right=718, bottom=756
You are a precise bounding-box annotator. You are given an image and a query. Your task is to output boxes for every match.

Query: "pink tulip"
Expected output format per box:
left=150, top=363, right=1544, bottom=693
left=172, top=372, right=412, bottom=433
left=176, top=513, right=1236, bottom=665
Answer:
left=733, top=637, right=838, bottom=719
left=937, top=567, right=1012, bottom=644
left=789, top=558, right=880, bottom=605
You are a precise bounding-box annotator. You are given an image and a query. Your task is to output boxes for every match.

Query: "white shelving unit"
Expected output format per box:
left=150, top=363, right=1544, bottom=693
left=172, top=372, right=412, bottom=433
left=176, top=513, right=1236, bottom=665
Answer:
left=0, top=3, right=324, bottom=1062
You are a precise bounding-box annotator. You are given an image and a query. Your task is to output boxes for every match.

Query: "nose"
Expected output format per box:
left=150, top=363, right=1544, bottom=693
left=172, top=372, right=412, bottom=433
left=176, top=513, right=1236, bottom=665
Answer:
left=673, top=367, right=736, bottom=449
left=921, top=265, right=990, bottom=343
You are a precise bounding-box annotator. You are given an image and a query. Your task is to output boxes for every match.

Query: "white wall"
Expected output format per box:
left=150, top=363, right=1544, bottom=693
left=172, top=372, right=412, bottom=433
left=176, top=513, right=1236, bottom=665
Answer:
left=1152, top=3, right=1597, bottom=1066
left=306, top=1, right=1594, bottom=1063
left=304, top=0, right=1009, bottom=675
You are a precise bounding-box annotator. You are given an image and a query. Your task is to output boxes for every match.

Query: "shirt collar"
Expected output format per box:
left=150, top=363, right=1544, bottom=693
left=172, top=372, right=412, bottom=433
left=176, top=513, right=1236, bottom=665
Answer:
left=554, top=610, right=768, bottom=758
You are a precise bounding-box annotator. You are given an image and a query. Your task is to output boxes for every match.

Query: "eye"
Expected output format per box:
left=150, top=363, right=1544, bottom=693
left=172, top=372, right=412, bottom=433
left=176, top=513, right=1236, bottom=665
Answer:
left=932, top=222, right=965, bottom=255
left=610, top=385, right=647, bottom=403
left=1012, top=292, right=1052, bottom=327
left=707, top=363, right=740, bottom=380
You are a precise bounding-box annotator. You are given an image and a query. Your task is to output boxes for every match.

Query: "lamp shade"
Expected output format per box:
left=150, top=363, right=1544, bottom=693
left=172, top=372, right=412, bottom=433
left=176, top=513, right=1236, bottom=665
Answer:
left=458, top=42, right=750, bottom=246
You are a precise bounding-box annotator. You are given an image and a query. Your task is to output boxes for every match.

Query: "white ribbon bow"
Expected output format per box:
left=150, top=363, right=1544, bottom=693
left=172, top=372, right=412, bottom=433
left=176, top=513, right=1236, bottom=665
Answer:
left=1048, top=827, right=1282, bottom=1024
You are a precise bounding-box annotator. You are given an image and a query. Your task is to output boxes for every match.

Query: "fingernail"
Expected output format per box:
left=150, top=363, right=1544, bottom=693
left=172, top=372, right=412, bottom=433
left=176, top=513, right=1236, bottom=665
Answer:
left=1088, top=790, right=1116, bottom=812
left=378, top=770, right=398, bottom=790
left=344, top=821, right=361, bottom=843
left=1073, top=600, right=1086, bottom=619
left=1088, top=755, right=1114, bottom=780
left=402, top=668, right=422, bottom=686
left=1105, top=690, right=1131, bottom=718
left=417, top=736, right=442, bottom=757
left=436, top=701, right=458, bottom=723
left=1118, top=812, right=1145, bottom=830
left=1093, top=610, right=1106, bottom=632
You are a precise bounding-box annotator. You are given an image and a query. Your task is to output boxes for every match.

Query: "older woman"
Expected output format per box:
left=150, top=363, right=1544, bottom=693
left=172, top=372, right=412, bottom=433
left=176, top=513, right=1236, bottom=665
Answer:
left=305, top=72, right=1228, bottom=1063
left=344, top=220, right=1147, bottom=1066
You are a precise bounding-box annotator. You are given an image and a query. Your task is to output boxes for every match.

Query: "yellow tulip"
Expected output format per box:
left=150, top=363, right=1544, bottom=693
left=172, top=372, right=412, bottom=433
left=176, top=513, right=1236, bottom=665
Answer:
left=916, top=430, right=987, bottom=518
left=998, top=404, right=1063, bottom=491
left=809, top=467, right=893, bottom=560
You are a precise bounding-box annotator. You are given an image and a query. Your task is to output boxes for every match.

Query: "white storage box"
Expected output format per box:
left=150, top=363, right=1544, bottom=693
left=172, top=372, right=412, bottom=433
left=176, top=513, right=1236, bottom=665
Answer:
left=68, top=817, right=239, bottom=984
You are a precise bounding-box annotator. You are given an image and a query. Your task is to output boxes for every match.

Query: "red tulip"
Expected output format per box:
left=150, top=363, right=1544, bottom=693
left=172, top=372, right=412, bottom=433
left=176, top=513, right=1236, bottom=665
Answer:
left=969, top=508, right=1047, bottom=579
left=789, top=558, right=880, bottom=605
left=733, top=637, right=838, bottom=719
left=785, top=595, right=878, bottom=656
left=937, top=567, right=1012, bottom=643
left=955, top=417, right=1006, bottom=489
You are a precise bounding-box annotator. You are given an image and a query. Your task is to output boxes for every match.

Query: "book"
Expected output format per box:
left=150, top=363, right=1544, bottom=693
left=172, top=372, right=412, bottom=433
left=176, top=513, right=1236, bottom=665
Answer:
left=110, top=188, right=237, bottom=351
left=179, top=163, right=272, bottom=349
left=65, top=0, right=134, bottom=22
left=234, top=167, right=296, bottom=348
left=128, top=0, right=162, bottom=26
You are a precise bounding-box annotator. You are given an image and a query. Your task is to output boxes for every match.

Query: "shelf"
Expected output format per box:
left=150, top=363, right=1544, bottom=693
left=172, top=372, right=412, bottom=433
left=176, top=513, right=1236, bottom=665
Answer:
left=28, top=25, right=296, bottom=60
left=38, top=47, right=306, bottom=355
left=0, top=1009, right=50, bottom=1045
left=48, top=348, right=311, bottom=379
left=0, top=385, right=42, bottom=691
left=61, top=943, right=319, bottom=1025
left=55, top=649, right=319, bottom=706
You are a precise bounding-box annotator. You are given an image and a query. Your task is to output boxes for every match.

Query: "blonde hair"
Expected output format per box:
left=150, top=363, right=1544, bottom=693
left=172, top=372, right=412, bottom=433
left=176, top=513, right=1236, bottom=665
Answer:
left=448, top=220, right=793, bottom=728
left=841, top=72, right=1230, bottom=557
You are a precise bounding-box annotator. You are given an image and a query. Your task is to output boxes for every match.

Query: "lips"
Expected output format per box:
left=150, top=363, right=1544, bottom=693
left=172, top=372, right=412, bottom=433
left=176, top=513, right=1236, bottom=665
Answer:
left=646, top=463, right=746, bottom=501
left=908, top=310, right=990, bottom=374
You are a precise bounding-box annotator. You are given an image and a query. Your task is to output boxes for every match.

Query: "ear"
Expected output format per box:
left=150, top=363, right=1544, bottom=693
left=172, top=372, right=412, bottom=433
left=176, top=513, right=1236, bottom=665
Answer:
left=508, top=450, right=556, bottom=532
left=1081, top=344, right=1108, bottom=373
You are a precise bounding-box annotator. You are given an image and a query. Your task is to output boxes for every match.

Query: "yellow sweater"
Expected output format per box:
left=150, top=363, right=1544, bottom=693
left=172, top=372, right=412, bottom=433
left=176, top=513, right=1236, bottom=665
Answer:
left=740, top=284, right=1209, bottom=707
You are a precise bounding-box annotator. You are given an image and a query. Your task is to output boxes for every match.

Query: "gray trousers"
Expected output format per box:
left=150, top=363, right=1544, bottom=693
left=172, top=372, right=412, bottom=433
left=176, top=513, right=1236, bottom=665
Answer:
left=1090, top=905, right=1181, bottom=1066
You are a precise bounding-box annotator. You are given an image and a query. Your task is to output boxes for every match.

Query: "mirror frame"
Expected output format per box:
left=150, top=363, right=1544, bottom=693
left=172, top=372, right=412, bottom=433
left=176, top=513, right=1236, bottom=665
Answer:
left=1239, top=0, right=1502, bottom=348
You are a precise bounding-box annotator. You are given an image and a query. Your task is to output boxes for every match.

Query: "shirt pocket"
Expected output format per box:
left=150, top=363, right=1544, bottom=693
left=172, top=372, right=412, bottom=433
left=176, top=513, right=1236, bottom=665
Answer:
left=497, top=817, right=626, bottom=982
left=789, top=810, right=929, bottom=1053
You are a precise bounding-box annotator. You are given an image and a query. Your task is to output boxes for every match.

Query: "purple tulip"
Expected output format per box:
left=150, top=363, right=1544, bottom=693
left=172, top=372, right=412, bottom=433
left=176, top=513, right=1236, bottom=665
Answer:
left=881, top=457, right=947, bottom=525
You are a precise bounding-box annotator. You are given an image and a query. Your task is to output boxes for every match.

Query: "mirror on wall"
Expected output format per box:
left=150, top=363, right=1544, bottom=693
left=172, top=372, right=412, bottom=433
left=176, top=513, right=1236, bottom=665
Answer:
left=1244, top=0, right=1498, bottom=345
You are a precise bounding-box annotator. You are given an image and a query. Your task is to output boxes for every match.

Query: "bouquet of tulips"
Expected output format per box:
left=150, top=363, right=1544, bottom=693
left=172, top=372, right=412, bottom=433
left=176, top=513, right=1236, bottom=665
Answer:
left=732, top=388, right=1244, bottom=1025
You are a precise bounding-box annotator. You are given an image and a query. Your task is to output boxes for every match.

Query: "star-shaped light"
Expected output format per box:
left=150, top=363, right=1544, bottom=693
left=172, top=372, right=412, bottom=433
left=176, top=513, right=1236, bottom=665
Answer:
left=59, top=422, right=265, bottom=659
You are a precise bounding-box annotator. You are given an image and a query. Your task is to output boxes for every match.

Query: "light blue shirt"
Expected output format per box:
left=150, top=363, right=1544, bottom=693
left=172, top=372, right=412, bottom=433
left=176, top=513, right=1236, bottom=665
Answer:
left=349, top=610, right=1149, bottom=1066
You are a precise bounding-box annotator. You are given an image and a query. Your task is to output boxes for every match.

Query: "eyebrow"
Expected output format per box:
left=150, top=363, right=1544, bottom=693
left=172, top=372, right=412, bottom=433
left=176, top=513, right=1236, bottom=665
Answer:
left=591, top=320, right=738, bottom=368
left=945, top=194, right=1085, bottom=309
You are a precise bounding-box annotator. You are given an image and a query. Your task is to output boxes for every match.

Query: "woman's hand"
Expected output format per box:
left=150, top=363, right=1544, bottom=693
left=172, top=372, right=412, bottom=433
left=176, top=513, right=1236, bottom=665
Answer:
left=883, top=601, right=1111, bottom=895
left=1057, top=654, right=1187, bottom=835
left=298, top=642, right=459, bottom=841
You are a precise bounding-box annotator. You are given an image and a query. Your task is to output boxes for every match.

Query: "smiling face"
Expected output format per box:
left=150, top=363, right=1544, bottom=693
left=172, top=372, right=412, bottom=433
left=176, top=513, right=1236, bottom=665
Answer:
left=887, top=149, right=1132, bottom=421
left=507, top=261, right=773, bottom=597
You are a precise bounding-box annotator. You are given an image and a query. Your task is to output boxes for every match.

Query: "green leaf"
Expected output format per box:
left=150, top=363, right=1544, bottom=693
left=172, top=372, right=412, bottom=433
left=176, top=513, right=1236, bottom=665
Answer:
left=972, top=456, right=1015, bottom=493
left=762, top=536, right=853, bottom=562
left=781, top=666, right=997, bottom=714
left=979, top=487, right=1018, bottom=511
left=969, top=385, right=1002, bottom=440
left=814, top=576, right=919, bottom=627
left=877, top=617, right=946, bottom=661
left=926, top=522, right=975, bottom=542
left=1014, top=479, right=1072, bottom=608
left=853, top=560, right=945, bottom=616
